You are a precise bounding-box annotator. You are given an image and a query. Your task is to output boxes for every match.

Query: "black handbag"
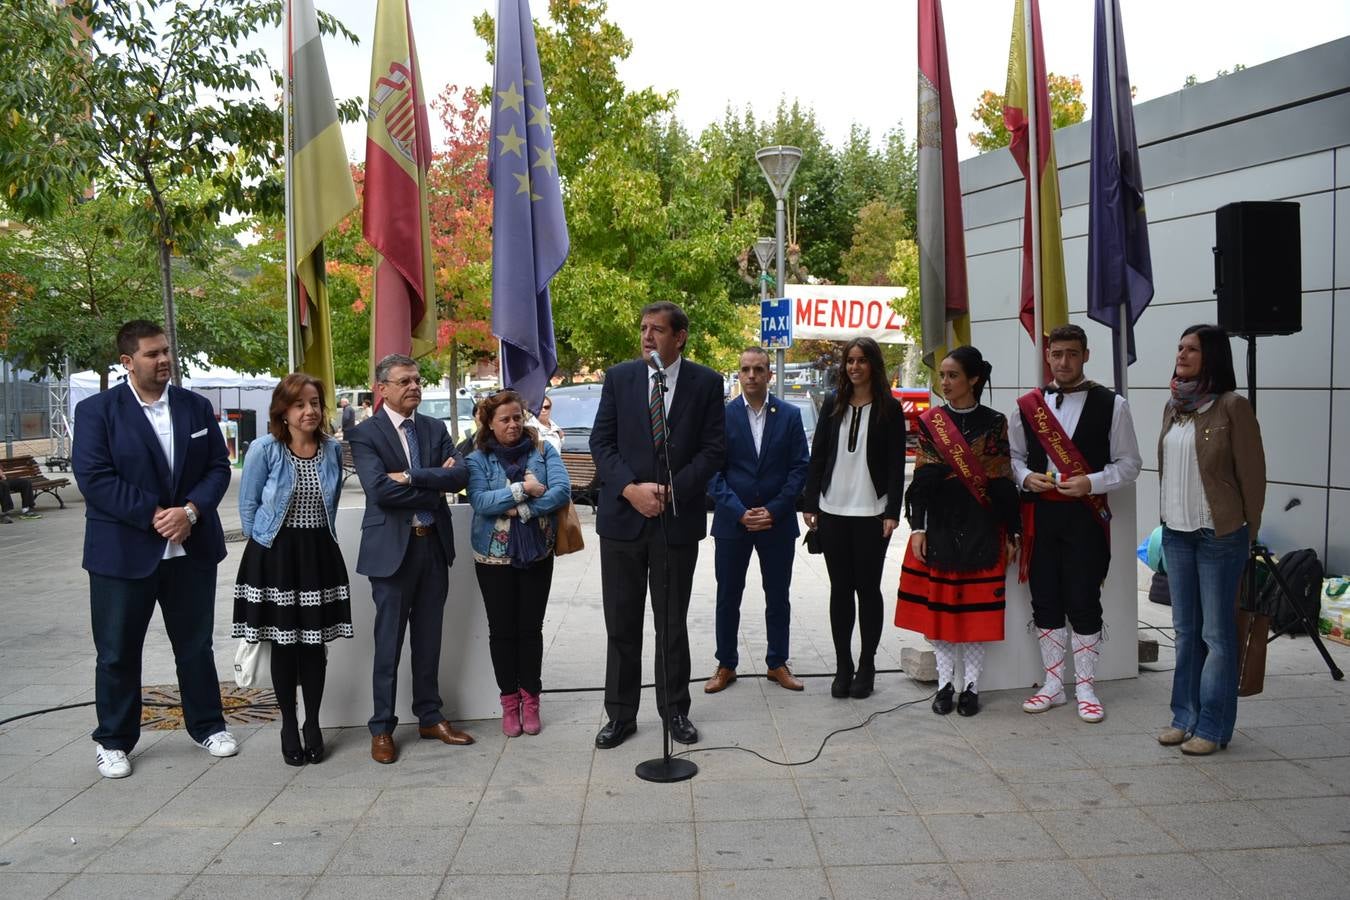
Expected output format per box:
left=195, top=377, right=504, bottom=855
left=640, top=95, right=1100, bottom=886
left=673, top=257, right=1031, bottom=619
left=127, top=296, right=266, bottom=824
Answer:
left=803, top=528, right=822, bottom=554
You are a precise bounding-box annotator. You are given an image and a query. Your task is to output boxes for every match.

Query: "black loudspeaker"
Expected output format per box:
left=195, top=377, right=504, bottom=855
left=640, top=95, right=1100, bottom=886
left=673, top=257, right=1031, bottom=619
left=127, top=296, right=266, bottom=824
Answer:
left=1212, top=201, right=1302, bottom=336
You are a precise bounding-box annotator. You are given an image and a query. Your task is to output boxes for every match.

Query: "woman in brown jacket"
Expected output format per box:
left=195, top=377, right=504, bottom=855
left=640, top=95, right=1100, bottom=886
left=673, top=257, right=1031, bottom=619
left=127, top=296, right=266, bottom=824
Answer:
left=1156, top=324, right=1265, bottom=756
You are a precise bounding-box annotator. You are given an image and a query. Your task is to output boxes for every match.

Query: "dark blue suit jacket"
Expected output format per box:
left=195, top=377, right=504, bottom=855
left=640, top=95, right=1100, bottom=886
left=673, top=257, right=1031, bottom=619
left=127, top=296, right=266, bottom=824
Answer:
left=347, top=408, right=468, bottom=578
left=708, top=393, right=809, bottom=539
left=590, top=357, right=726, bottom=545
left=73, top=382, right=231, bottom=579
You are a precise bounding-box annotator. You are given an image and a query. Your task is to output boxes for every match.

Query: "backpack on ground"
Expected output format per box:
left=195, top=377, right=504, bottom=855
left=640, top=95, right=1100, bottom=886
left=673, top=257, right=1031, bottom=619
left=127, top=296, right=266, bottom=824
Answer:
left=1257, top=548, right=1324, bottom=635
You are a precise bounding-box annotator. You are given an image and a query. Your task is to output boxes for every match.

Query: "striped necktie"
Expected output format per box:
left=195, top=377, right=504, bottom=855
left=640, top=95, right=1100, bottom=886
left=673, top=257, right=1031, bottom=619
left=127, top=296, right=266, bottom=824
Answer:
left=649, top=374, right=666, bottom=449
left=400, top=419, right=433, bottom=527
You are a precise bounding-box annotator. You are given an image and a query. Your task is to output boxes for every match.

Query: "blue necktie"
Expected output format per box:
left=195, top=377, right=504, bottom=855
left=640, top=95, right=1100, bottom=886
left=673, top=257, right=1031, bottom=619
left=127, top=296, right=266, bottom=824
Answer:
left=401, top=419, right=433, bottom=527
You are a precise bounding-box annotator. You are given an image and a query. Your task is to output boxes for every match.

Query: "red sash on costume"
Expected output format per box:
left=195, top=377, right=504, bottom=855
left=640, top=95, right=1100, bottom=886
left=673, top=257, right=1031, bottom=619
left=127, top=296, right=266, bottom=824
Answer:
left=918, top=406, right=992, bottom=509
left=1016, top=388, right=1111, bottom=581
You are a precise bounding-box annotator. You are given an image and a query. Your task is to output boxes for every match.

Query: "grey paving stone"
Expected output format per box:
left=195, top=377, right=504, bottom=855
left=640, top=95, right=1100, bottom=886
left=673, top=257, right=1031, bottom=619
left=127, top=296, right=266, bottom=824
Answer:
left=487, top=748, right=595, bottom=787
left=1251, top=796, right=1350, bottom=845
left=0, top=786, right=83, bottom=829
left=1034, top=806, right=1185, bottom=857
left=1200, top=847, right=1350, bottom=898
left=1197, top=758, right=1335, bottom=799
left=326, top=825, right=462, bottom=875
left=678, top=744, right=795, bottom=781
left=47, top=872, right=191, bottom=899
left=824, top=863, right=968, bottom=899
left=0, top=872, right=72, bottom=899
left=386, top=745, right=501, bottom=789
left=899, top=770, right=1025, bottom=815
left=1141, top=800, right=1302, bottom=851
left=438, top=873, right=568, bottom=898
left=450, top=823, right=578, bottom=875
left=581, top=780, right=693, bottom=824
left=923, top=811, right=1064, bottom=863
left=308, top=874, right=443, bottom=899
left=474, top=782, right=586, bottom=825
left=970, top=735, right=1091, bottom=773
left=566, top=871, right=697, bottom=898
left=1005, top=768, right=1131, bottom=811
left=0, top=727, right=84, bottom=758
left=698, top=866, right=830, bottom=899
left=255, top=785, right=381, bottom=826
left=363, top=785, right=482, bottom=828
left=695, top=818, right=820, bottom=870
left=178, top=874, right=315, bottom=899
left=954, top=859, right=1098, bottom=899
left=1104, top=763, right=1234, bottom=805
left=1293, top=757, right=1350, bottom=795
left=810, top=815, right=943, bottom=866
left=85, top=825, right=238, bottom=874
left=39, top=780, right=183, bottom=828
left=1068, top=731, right=1189, bottom=767
left=573, top=821, right=696, bottom=874
left=1239, top=724, right=1345, bottom=759
left=1077, top=853, right=1235, bottom=900
left=794, top=775, right=913, bottom=818
left=0, top=826, right=129, bottom=873
left=203, top=823, right=353, bottom=875
left=144, top=784, right=282, bottom=827
left=692, top=777, right=804, bottom=821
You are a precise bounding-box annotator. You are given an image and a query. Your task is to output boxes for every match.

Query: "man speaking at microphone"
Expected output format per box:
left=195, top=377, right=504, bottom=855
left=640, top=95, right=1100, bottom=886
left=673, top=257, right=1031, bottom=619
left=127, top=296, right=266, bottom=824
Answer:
left=590, top=301, right=726, bottom=749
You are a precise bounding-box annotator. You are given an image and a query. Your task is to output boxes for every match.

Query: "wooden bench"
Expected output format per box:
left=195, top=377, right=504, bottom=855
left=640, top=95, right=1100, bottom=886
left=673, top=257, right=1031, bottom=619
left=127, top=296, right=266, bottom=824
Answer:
left=1, top=454, right=72, bottom=509
left=339, top=441, right=359, bottom=487
left=560, top=451, right=599, bottom=507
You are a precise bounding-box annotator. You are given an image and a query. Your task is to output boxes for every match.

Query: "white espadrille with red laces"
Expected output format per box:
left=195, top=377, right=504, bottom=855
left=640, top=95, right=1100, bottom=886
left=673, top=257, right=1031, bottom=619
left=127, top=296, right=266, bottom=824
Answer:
left=1072, top=631, right=1105, bottom=723
left=1023, top=627, right=1068, bottom=713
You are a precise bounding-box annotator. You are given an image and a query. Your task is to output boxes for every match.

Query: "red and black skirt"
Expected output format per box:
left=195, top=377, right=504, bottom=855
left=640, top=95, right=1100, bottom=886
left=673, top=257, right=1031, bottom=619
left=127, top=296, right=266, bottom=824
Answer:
left=896, top=543, right=1007, bottom=642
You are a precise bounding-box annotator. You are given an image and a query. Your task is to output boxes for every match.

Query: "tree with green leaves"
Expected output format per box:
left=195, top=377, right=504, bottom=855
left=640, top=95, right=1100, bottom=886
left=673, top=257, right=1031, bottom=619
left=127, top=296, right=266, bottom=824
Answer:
left=0, top=0, right=357, bottom=383
left=968, top=72, right=1086, bottom=153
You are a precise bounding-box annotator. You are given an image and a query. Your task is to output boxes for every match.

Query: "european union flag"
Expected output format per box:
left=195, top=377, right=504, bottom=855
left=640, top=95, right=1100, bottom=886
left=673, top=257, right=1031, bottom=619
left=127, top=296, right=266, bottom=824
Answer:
left=489, top=0, right=569, bottom=413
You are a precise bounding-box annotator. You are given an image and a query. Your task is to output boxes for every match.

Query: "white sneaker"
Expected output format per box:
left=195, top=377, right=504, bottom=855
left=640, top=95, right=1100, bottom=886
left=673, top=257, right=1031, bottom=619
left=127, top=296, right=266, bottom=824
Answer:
left=195, top=730, right=239, bottom=757
left=95, top=743, right=131, bottom=778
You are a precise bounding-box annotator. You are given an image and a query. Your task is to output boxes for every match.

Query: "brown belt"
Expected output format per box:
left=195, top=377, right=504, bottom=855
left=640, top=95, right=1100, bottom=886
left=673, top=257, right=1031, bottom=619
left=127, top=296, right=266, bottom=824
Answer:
left=411, top=524, right=436, bottom=537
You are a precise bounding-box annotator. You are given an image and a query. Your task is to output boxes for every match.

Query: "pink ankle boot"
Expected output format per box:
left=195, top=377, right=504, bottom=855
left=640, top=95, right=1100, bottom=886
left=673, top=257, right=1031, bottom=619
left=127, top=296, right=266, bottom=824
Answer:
left=500, top=692, right=523, bottom=737
left=520, top=689, right=541, bottom=735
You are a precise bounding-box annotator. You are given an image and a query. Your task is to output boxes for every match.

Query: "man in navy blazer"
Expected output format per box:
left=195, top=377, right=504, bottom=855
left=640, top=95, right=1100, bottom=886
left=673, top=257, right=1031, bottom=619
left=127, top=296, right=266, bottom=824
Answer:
left=72, top=320, right=235, bottom=779
left=347, top=353, right=472, bottom=764
left=590, top=301, right=726, bottom=749
left=705, top=348, right=810, bottom=694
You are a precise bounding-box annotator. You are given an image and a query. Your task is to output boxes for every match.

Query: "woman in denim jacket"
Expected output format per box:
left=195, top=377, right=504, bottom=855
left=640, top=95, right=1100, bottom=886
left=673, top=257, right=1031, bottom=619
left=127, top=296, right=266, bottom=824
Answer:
left=466, top=390, right=571, bottom=737
left=232, top=374, right=353, bottom=765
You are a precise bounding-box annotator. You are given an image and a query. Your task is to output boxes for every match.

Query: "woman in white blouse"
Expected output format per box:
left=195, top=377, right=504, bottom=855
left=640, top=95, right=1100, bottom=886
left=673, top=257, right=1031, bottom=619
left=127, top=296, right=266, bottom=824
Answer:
left=1156, top=324, right=1265, bottom=756
left=802, top=337, right=906, bottom=699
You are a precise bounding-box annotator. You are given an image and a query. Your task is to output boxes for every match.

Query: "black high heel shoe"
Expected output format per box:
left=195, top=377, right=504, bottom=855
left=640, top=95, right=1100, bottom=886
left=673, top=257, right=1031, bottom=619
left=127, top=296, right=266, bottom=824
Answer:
left=281, top=725, right=306, bottom=767
left=302, top=722, right=324, bottom=765
left=932, top=682, right=955, bottom=715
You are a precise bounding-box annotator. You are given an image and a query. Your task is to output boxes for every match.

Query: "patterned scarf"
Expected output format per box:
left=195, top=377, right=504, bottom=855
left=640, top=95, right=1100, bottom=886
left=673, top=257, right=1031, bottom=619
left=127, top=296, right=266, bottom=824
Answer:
left=1168, top=377, right=1216, bottom=415
left=488, top=434, right=547, bottom=568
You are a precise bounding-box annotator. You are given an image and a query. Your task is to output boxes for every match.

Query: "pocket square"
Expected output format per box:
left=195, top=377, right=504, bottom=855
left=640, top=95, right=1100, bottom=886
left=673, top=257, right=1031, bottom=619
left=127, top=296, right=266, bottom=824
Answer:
left=190, top=428, right=209, bottom=438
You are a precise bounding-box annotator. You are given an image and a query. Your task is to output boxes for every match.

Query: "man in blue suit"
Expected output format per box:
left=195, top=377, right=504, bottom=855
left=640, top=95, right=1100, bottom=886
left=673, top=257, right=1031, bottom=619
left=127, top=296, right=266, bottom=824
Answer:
left=706, top=348, right=810, bottom=694
left=590, top=301, right=726, bottom=749
left=73, top=320, right=235, bottom=779
left=347, top=353, right=472, bottom=764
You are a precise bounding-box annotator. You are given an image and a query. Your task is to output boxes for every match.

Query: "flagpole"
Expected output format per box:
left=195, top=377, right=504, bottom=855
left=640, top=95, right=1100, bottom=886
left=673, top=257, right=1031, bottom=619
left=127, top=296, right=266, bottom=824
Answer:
left=1025, top=0, right=1043, bottom=390
left=283, top=0, right=298, bottom=374
left=1104, top=0, right=1129, bottom=396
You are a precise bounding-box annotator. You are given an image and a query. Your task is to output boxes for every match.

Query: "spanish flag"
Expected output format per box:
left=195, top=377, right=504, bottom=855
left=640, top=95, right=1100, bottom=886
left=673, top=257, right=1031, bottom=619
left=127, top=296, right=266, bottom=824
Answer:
left=363, top=0, right=437, bottom=368
left=1003, top=0, right=1069, bottom=350
left=288, top=0, right=356, bottom=412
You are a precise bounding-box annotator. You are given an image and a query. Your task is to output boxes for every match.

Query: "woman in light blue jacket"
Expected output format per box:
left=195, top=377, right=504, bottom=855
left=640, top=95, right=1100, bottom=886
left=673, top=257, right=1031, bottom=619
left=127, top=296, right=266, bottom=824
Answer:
left=466, top=390, right=571, bottom=737
left=232, top=374, right=352, bottom=766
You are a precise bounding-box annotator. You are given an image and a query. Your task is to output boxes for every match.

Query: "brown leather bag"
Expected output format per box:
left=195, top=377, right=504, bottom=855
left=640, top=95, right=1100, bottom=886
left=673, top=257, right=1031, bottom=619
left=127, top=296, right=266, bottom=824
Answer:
left=1235, top=558, right=1269, bottom=696
left=553, top=501, right=584, bottom=556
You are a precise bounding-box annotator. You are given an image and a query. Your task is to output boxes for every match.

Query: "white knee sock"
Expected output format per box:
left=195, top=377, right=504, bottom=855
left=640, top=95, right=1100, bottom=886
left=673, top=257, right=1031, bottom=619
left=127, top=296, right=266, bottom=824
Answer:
left=932, top=640, right=956, bottom=687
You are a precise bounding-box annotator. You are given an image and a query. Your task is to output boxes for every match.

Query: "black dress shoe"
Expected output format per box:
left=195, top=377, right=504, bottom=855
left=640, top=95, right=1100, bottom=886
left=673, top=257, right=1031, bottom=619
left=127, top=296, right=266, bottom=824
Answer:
left=594, top=719, right=637, bottom=749
left=667, top=714, right=699, bottom=745
left=932, top=682, right=955, bottom=715
left=957, top=684, right=980, bottom=717
left=831, top=668, right=854, bottom=699
left=850, top=664, right=875, bottom=699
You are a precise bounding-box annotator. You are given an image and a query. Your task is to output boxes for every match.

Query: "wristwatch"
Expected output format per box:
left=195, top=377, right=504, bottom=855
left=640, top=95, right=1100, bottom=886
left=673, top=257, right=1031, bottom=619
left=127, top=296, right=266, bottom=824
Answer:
left=182, top=504, right=198, bottom=526
left=403, top=470, right=412, bottom=485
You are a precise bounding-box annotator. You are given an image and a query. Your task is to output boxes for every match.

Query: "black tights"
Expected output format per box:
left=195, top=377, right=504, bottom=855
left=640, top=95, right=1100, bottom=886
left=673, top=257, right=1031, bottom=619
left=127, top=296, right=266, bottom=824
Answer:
left=270, top=642, right=327, bottom=748
left=818, top=512, right=891, bottom=673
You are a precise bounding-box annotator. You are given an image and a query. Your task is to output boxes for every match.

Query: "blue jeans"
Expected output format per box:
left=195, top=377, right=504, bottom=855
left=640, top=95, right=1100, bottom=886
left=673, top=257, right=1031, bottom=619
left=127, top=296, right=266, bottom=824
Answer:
left=1162, top=525, right=1249, bottom=745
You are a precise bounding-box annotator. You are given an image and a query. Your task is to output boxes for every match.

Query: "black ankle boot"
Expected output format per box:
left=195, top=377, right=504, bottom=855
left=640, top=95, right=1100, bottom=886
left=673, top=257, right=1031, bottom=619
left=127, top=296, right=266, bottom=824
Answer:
left=957, top=683, right=980, bottom=717
left=831, top=665, right=855, bottom=698
left=932, top=682, right=955, bottom=715
left=849, top=662, right=875, bottom=699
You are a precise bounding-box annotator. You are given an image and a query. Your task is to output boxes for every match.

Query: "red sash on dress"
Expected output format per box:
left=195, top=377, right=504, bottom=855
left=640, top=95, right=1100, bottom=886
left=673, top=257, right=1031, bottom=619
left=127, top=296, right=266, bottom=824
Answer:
left=1015, top=389, right=1112, bottom=581
left=918, top=406, right=992, bottom=509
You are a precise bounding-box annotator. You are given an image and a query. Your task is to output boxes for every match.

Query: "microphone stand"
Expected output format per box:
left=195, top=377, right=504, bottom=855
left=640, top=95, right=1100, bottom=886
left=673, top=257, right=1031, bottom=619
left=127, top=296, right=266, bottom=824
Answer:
left=635, top=362, right=698, bottom=783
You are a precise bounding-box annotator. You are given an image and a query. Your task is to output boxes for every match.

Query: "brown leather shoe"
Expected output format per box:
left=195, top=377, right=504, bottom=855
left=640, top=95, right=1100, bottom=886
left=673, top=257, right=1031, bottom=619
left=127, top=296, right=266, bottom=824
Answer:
left=704, top=666, right=737, bottom=694
left=766, top=665, right=805, bottom=691
left=418, top=720, right=475, bottom=745
left=370, top=732, right=397, bottom=764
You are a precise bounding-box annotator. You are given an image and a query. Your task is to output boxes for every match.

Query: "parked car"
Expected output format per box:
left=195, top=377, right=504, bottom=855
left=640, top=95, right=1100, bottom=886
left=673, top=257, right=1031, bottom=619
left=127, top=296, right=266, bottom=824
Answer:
left=545, top=382, right=605, bottom=454
left=780, top=392, right=820, bottom=446
left=419, top=390, right=478, bottom=443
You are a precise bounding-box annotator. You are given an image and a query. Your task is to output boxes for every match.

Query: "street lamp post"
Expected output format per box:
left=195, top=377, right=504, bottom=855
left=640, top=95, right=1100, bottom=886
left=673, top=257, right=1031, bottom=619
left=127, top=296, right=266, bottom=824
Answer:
left=755, top=146, right=802, bottom=389
left=752, top=236, right=775, bottom=304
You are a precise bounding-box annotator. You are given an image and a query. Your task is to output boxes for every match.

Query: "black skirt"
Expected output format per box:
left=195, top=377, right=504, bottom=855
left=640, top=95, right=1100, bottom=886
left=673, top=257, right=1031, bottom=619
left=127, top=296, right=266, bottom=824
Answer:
left=232, top=525, right=354, bottom=645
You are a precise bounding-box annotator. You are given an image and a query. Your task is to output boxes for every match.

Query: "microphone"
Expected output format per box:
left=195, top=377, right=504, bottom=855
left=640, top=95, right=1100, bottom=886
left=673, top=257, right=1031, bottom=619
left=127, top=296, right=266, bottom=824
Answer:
left=649, top=350, right=666, bottom=372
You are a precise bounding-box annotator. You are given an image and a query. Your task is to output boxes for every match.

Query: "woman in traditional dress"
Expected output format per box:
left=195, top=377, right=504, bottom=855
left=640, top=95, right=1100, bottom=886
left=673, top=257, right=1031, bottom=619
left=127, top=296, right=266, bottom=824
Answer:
left=234, top=374, right=353, bottom=765
left=897, top=346, right=1020, bottom=716
left=1157, top=324, right=1265, bottom=755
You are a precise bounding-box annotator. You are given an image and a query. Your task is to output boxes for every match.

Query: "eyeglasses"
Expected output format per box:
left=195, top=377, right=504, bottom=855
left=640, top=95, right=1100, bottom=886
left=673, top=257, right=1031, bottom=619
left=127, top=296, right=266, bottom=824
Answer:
left=381, top=376, right=423, bottom=388
left=541, top=404, right=551, bottom=410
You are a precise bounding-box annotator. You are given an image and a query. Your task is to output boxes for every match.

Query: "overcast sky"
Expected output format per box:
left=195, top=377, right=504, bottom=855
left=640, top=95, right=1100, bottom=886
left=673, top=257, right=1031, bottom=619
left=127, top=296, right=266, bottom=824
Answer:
left=286, top=0, right=1349, bottom=161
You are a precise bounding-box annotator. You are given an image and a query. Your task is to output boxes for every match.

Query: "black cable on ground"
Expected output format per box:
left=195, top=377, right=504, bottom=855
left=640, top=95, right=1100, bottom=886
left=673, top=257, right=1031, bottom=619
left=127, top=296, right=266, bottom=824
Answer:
left=0, top=699, right=281, bottom=728
left=537, top=667, right=909, bottom=695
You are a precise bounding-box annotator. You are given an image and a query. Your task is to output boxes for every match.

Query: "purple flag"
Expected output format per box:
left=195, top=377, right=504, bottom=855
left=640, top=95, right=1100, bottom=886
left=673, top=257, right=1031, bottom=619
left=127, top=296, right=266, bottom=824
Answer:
left=1087, top=0, right=1153, bottom=391
left=490, top=0, right=569, bottom=413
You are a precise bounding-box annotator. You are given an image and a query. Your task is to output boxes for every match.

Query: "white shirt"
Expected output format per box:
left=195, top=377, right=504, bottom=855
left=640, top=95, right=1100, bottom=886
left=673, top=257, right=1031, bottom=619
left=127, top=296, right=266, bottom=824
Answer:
left=1009, top=384, right=1143, bottom=493
left=743, top=395, right=769, bottom=455
left=1160, top=402, right=1216, bottom=532
left=127, top=380, right=185, bottom=560
left=820, top=402, right=886, bottom=517
left=649, top=355, right=682, bottom=416
left=382, top=406, right=418, bottom=470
